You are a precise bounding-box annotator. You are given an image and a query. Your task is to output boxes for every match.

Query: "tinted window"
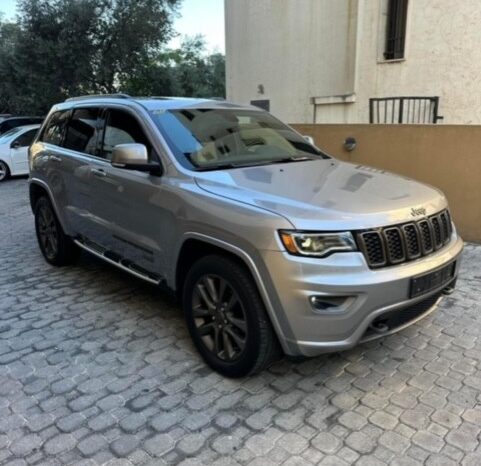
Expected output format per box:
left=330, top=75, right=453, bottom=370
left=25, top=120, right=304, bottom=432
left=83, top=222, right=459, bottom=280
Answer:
left=63, top=108, right=101, bottom=155
left=0, top=127, right=23, bottom=143
left=0, top=121, right=16, bottom=134
left=0, top=117, right=43, bottom=134
left=40, top=111, right=70, bottom=146
left=13, top=129, right=38, bottom=148
left=101, top=109, right=152, bottom=161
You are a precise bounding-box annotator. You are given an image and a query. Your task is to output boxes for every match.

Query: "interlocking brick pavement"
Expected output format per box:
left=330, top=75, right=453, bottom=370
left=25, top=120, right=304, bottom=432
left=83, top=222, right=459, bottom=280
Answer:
left=1, top=178, right=480, bottom=465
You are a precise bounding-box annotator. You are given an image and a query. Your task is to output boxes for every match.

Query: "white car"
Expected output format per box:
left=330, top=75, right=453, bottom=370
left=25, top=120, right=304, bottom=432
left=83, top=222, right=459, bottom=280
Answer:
left=0, top=125, right=40, bottom=182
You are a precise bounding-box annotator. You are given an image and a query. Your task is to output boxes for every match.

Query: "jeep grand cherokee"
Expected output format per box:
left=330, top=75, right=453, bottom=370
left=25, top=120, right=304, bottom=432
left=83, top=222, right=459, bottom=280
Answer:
left=29, top=96, right=463, bottom=377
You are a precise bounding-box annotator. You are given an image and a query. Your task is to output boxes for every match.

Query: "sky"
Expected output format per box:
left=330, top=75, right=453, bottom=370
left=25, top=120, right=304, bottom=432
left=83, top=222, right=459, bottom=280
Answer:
left=0, top=0, right=225, bottom=53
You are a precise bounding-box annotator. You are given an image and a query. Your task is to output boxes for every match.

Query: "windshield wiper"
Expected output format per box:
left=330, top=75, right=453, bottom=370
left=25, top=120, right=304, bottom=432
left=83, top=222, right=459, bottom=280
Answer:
left=194, top=163, right=239, bottom=171
left=193, top=156, right=319, bottom=171
left=274, top=156, right=317, bottom=164
left=242, top=156, right=318, bottom=167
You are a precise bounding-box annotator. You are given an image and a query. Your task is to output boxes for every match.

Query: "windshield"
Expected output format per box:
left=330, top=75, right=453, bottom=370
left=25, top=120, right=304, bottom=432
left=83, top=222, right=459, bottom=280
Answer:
left=0, top=127, right=23, bottom=142
left=150, top=108, right=328, bottom=170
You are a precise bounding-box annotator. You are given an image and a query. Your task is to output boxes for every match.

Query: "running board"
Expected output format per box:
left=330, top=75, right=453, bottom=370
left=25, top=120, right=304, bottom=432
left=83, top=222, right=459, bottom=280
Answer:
left=74, top=239, right=162, bottom=286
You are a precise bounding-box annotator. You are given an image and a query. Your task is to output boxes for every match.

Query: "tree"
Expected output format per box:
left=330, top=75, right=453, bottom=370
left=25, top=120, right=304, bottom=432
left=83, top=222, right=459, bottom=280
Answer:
left=0, top=15, right=21, bottom=112
left=9, top=0, right=99, bottom=113
left=170, top=36, right=225, bottom=98
left=90, top=0, right=181, bottom=93
left=204, top=52, right=226, bottom=98
left=0, top=1, right=226, bottom=115
left=119, top=51, right=178, bottom=97
left=121, top=36, right=225, bottom=98
left=2, top=0, right=181, bottom=114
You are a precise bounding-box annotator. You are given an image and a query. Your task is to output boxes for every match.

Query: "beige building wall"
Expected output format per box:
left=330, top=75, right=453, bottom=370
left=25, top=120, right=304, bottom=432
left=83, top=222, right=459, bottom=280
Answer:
left=225, top=0, right=481, bottom=124
left=353, top=0, right=481, bottom=124
left=225, top=0, right=359, bottom=123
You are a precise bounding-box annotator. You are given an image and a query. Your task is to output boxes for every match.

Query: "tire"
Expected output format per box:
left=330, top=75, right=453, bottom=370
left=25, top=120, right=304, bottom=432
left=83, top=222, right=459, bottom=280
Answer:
left=34, top=196, right=80, bottom=266
left=183, top=255, right=280, bottom=377
left=0, top=160, right=10, bottom=182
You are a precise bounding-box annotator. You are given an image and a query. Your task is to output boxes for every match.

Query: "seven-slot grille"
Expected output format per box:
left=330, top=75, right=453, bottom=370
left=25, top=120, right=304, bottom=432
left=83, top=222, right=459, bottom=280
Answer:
left=357, top=210, right=453, bottom=269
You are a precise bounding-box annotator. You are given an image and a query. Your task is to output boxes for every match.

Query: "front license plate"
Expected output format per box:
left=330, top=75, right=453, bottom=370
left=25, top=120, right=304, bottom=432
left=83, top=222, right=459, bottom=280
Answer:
left=410, top=262, right=456, bottom=299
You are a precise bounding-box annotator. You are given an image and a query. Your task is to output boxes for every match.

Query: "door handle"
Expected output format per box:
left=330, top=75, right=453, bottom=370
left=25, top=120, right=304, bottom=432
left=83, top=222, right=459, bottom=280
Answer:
left=50, top=155, right=62, bottom=163
left=91, top=168, right=107, bottom=178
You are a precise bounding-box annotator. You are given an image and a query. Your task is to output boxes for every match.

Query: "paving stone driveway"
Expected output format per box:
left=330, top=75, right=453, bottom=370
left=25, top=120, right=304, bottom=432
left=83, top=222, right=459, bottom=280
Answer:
left=1, top=178, right=481, bottom=466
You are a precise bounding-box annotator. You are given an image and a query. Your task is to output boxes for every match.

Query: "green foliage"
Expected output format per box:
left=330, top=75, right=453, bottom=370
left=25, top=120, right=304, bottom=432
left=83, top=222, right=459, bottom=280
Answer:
left=121, top=36, right=226, bottom=99
left=0, top=0, right=226, bottom=115
left=0, top=16, right=21, bottom=112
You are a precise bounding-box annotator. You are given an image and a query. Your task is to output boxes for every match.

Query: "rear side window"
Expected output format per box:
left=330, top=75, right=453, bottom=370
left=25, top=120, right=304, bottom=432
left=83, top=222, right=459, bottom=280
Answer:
left=40, top=111, right=70, bottom=146
left=0, top=127, right=22, bottom=142
left=0, top=119, right=39, bottom=133
left=13, top=129, right=39, bottom=148
left=0, top=120, right=20, bottom=134
left=63, top=108, right=101, bottom=155
left=101, top=109, right=152, bottom=161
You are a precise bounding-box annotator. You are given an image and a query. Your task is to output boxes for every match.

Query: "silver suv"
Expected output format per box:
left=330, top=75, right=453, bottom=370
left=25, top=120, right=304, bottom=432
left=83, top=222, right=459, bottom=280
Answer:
left=29, top=95, right=463, bottom=377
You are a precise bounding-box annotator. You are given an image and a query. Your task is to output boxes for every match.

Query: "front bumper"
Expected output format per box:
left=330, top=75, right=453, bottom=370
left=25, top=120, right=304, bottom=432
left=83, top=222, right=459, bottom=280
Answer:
left=260, top=234, right=464, bottom=357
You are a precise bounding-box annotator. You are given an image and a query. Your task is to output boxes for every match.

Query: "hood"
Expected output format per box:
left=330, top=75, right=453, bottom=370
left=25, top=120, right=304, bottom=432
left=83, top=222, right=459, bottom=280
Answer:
left=194, top=159, right=447, bottom=230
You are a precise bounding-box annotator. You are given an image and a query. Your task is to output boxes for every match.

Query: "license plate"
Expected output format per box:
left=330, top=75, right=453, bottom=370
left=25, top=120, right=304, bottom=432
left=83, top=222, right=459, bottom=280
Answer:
left=410, top=262, right=456, bottom=298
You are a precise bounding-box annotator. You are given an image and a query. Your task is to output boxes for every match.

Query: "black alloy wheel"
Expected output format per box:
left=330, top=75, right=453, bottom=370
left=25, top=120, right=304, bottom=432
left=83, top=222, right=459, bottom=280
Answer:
left=183, top=255, right=280, bottom=377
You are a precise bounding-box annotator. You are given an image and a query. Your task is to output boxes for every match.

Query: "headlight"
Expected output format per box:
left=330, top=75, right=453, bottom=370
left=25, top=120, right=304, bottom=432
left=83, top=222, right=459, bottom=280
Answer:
left=279, top=231, right=357, bottom=258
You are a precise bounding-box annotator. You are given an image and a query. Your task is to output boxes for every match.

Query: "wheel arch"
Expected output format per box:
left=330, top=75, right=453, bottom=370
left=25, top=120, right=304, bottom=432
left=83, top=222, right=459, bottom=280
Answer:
left=174, top=233, right=293, bottom=354
left=29, top=181, right=48, bottom=212
left=175, top=238, right=250, bottom=298
left=0, top=158, right=11, bottom=178
left=29, top=178, right=70, bottom=234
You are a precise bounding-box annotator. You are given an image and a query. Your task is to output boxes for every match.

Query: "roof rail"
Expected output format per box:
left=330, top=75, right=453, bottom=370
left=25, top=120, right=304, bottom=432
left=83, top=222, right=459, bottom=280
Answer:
left=65, top=93, right=132, bottom=102
left=141, top=96, right=174, bottom=100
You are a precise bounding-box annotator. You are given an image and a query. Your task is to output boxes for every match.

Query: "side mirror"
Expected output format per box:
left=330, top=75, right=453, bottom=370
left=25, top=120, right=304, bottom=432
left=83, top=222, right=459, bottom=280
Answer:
left=11, top=141, right=20, bottom=149
left=111, top=143, right=161, bottom=176
left=303, top=135, right=315, bottom=146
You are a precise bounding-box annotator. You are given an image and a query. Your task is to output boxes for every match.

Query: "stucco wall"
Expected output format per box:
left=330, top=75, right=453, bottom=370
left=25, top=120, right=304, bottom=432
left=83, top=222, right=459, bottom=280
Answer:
left=225, top=0, right=358, bottom=123
left=226, top=0, right=481, bottom=124
left=292, top=124, right=481, bottom=243
left=352, top=0, right=481, bottom=125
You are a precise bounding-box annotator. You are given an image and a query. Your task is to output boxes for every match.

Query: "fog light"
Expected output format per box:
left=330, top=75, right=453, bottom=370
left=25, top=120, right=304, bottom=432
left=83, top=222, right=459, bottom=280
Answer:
left=309, top=295, right=350, bottom=312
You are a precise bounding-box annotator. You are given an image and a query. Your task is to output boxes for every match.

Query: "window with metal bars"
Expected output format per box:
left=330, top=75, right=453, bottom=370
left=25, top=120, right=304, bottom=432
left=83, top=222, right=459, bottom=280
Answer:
left=384, top=0, right=409, bottom=60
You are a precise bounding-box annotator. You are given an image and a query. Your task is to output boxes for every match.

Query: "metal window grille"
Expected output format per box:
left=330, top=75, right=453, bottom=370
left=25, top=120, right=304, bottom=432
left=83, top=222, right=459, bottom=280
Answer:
left=385, top=0, right=409, bottom=60
left=369, top=97, right=443, bottom=124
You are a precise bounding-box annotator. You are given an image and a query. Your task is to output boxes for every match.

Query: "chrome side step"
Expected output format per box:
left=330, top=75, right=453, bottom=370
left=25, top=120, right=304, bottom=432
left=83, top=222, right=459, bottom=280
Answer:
left=74, top=239, right=162, bottom=286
